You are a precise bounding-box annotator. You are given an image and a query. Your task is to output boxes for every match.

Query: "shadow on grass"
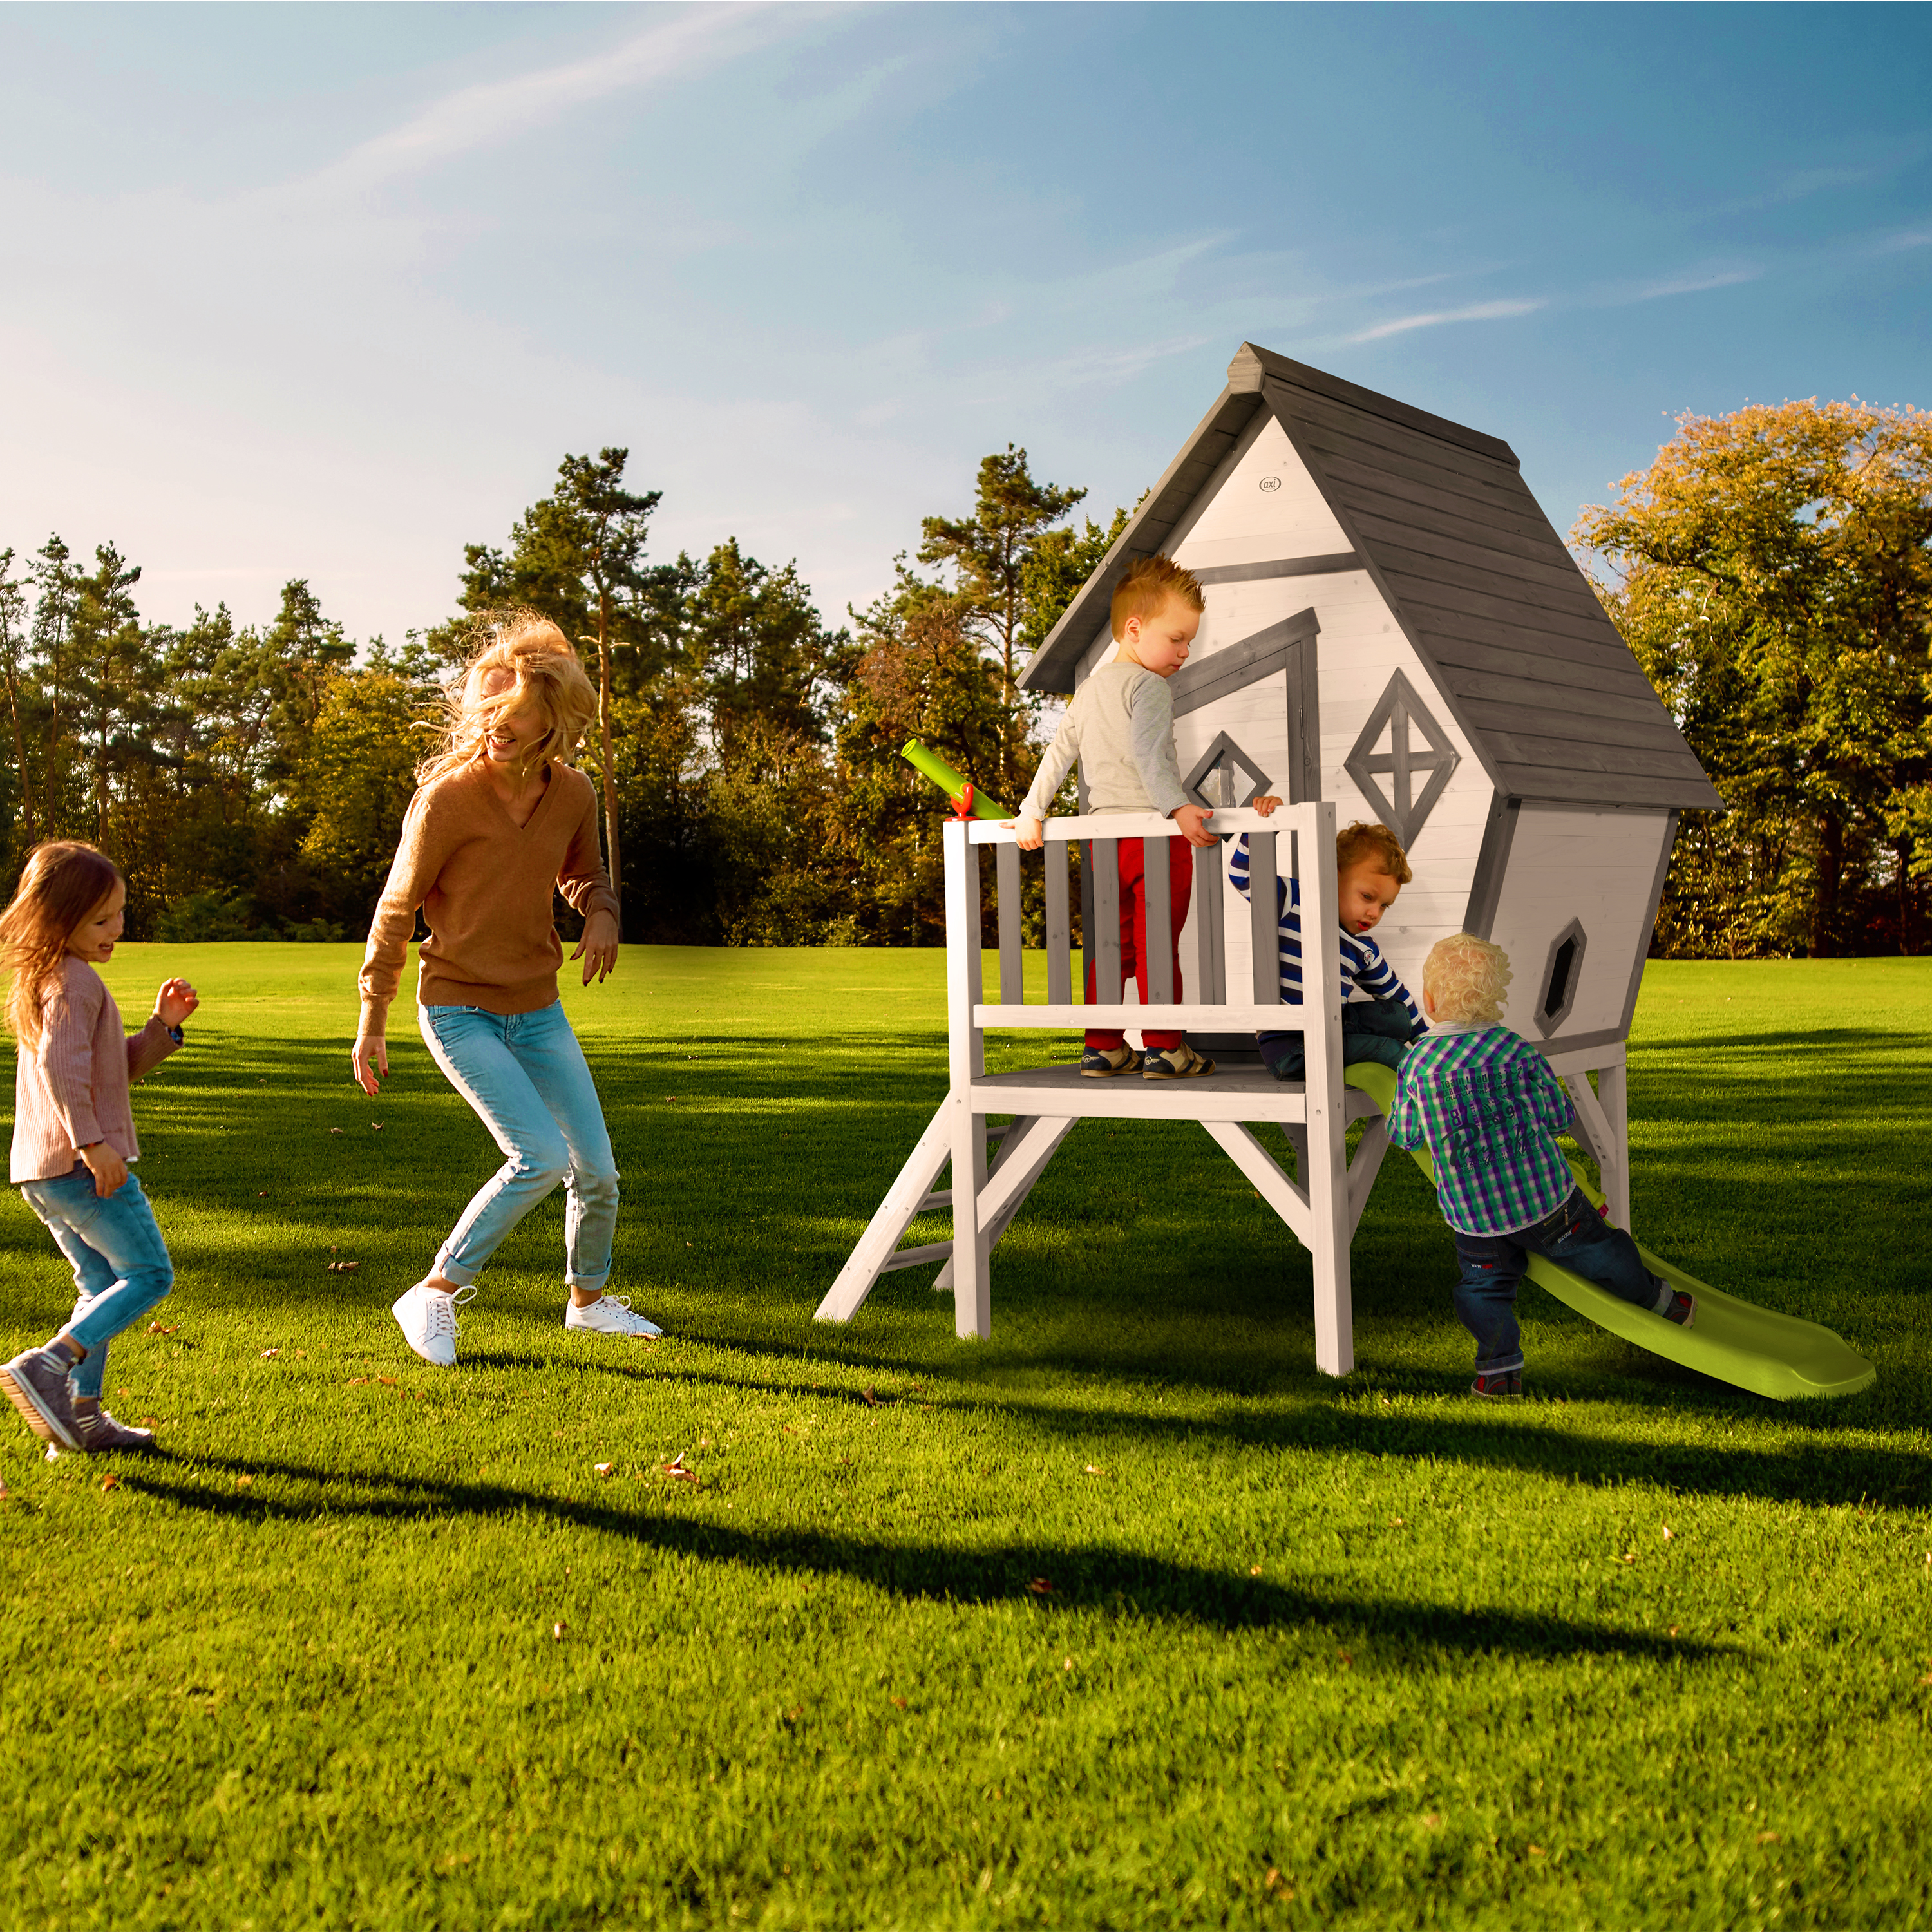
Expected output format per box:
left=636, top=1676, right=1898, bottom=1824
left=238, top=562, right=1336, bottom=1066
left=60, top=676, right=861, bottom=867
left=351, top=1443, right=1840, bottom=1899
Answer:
left=118, top=1451, right=1731, bottom=1663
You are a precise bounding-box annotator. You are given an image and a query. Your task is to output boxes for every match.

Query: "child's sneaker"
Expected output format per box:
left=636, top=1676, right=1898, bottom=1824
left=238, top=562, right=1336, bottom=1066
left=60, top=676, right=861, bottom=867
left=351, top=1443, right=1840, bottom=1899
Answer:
left=1660, top=1289, right=1696, bottom=1329
left=1471, top=1368, right=1522, bottom=1399
left=1143, top=1044, right=1215, bottom=1080
left=1080, top=1046, right=1143, bottom=1077
left=0, top=1348, right=82, bottom=1448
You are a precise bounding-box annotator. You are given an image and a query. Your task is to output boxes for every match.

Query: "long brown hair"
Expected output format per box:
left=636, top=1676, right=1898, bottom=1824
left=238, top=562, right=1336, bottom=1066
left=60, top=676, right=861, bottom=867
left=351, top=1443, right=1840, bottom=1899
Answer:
left=1, top=842, right=124, bottom=1046
left=416, top=611, right=598, bottom=790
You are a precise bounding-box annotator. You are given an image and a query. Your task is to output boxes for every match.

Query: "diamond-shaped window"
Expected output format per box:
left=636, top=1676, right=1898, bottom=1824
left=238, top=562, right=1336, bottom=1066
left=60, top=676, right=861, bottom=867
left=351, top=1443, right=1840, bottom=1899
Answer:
left=1184, top=732, right=1273, bottom=811
left=1535, top=917, right=1588, bottom=1037
left=1343, top=669, right=1459, bottom=847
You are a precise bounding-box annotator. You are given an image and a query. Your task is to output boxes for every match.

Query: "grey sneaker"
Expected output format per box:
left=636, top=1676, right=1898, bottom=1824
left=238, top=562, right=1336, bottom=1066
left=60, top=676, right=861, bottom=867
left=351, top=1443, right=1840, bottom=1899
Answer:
left=74, top=1408, right=158, bottom=1454
left=1, top=1349, right=82, bottom=1449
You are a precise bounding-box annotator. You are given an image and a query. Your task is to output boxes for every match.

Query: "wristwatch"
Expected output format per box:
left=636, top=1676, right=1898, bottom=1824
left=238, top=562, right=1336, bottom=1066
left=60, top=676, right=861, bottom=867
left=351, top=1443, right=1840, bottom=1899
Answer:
left=164, top=1023, right=184, bottom=1046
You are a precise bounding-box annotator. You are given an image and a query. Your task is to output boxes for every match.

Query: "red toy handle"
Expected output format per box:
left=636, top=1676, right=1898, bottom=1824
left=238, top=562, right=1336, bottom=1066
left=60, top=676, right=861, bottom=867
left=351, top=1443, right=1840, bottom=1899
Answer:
left=951, top=781, right=976, bottom=822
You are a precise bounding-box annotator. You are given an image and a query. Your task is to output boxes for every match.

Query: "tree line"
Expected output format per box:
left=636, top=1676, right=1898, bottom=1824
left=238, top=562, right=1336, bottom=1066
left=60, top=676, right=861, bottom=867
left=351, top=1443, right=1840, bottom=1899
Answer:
left=2, top=395, right=1926, bottom=956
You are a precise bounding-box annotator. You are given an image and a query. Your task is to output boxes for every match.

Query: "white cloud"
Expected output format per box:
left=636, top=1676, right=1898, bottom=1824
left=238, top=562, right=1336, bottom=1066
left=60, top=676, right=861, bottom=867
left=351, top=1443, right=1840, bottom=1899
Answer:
left=1350, top=297, right=1544, bottom=343
left=296, top=4, right=830, bottom=197
left=1621, top=265, right=1763, bottom=302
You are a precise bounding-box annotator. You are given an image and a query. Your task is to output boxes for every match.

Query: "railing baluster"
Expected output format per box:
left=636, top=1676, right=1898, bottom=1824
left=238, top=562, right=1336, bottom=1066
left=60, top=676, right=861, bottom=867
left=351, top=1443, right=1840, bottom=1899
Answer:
left=1094, top=838, right=1122, bottom=1004
left=996, top=842, right=1023, bottom=1005
left=1079, top=840, right=1095, bottom=1007
left=1193, top=840, right=1225, bottom=1004
left=1249, top=829, right=1279, bottom=1006
left=1142, top=834, right=1173, bottom=1003
left=1045, top=841, right=1072, bottom=1005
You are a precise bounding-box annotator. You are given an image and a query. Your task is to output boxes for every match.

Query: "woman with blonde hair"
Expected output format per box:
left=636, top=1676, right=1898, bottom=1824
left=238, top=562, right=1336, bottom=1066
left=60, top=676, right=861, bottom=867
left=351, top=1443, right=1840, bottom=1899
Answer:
left=352, top=614, right=658, bottom=1366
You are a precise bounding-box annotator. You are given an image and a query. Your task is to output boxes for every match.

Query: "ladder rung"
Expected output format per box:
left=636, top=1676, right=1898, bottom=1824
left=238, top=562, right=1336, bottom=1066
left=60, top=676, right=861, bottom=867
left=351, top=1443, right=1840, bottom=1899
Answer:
left=916, top=1189, right=953, bottom=1211
left=880, top=1240, right=953, bottom=1273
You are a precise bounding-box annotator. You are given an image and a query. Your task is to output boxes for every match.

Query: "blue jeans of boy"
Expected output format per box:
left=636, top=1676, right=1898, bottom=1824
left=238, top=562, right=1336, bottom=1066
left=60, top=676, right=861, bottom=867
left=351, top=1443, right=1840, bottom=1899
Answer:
left=1452, top=1185, right=1670, bottom=1375
left=419, top=1001, right=619, bottom=1292
left=1260, top=997, right=1416, bottom=1081
left=19, top=1165, right=175, bottom=1401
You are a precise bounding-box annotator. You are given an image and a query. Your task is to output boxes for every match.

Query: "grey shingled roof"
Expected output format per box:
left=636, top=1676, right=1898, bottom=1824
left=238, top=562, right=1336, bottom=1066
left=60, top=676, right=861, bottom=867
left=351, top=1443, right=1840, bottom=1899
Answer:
left=1021, top=343, right=1722, bottom=813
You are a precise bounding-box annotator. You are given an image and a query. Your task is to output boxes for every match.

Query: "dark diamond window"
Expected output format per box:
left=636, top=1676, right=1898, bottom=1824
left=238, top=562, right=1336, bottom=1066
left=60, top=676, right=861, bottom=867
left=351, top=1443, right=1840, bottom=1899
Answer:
left=1536, top=918, right=1588, bottom=1036
left=1183, top=732, right=1273, bottom=811
left=1343, top=669, right=1459, bottom=848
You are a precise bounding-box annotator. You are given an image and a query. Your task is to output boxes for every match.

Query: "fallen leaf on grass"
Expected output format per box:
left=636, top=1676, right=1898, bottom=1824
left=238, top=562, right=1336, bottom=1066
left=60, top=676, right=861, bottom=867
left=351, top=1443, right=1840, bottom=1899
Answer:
left=260, top=1349, right=281, bottom=1359
left=1620, top=1552, right=1636, bottom=1565
left=553, top=1622, right=567, bottom=1640
left=1083, top=1464, right=1105, bottom=1476
left=1669, top=1625, right=1680, bottom=1638
left=235, top=1475, right=253, bottom=1489
left=1264, top=1869, right=1289, bottom=1896
left=256, top=1191, right=267, bottom=1198
left=1062, top=1657, right=1074, bottom=1671
left=1757, top=1832, right=1781, bottom=1845
left=377, top=1377, right=397, bottom=1387
left=1421, top=1814, right=1442, bottom=1831
left=862, top=1387, right=880, bottom=1408
left=889, top=1696, right=907, bottom=1709
left=100, top=1474, right=118, bottom=1491
left=1337, top=1652, right=1353, bottom=1668
left=1528, top=1844, right=1545, bottom=1857
left=370, top=1123, right=384, bottom=1132
left=1250, top=1566, right=1262, bottom=1577
left=140, top=1417, right=156, bottom=1428
left=0, top=1478, right=8, bottom=1499
left=1027, top=1578, right=1054, bottom=1596
left=661, top=1452, right=699, bottom=1484
left=1662, top=1525, right=1674, bottom=1540
left=1389, top=1517, right=1406, bottom=1526
left=348, top=1377, right=370, bottom=1386
left=328, top=1128, right=344, bottom=1137
left=594, top=1462, right=615, bottom=1477
left=147, top=1323, right=176, bottom=1336
left=326, top=1260, right=360, bottom=1273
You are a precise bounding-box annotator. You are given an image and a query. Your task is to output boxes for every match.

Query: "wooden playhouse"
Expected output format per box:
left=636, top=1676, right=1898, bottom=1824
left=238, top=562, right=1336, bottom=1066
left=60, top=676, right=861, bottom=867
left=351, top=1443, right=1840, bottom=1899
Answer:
left=818, top=343, right=1723, bottom=1373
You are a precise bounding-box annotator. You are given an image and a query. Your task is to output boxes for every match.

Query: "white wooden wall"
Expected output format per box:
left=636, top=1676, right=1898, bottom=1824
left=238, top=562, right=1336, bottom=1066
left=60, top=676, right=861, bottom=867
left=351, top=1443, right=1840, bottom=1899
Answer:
left=1488, top=807, right=1671, bottom=1040
left=1076, top=415, right=1492, bottom=1010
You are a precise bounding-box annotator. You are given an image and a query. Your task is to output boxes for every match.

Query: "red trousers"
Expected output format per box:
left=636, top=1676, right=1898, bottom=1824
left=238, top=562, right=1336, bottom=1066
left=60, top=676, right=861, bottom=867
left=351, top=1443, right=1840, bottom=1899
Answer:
left=1084, top=836, right=1194, bottom=1051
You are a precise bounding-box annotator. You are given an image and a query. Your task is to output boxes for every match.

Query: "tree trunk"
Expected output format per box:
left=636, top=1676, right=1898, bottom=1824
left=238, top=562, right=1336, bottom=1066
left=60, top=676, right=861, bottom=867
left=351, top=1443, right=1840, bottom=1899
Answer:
left=3, top=668, right=34, bottom=848
left=596, top=610, right=621, bottom=929
left=1810, top=810, right=1844, bottom=958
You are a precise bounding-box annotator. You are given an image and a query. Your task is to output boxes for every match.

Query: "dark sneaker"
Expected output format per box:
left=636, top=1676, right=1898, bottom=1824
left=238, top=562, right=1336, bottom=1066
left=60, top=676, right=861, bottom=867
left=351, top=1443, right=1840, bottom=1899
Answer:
left=1660, top=1289, right=1696, bottom=1329
left=1, top=1349, right=82, bottom=1449
left=73, top=1408, right=158, bottom=1454
left=1471, top=1368, right=1522, bottom=1399
left=1143, top=1045, right=1216, bottom=1080
left=1080, top=1046, right=1143, bottom=1078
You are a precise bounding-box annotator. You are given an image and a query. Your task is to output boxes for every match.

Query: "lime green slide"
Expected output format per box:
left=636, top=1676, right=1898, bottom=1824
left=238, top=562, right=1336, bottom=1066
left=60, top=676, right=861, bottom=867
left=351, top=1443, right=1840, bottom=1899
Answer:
left=900, top=740, right=1009, bottom=819
left=1342, top=1062, right=1875, bottom=1401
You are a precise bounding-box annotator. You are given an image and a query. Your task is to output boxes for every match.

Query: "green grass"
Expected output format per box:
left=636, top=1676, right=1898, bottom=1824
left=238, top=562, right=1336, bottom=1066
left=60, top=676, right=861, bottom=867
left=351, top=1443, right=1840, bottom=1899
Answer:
left=3, top=945, right=1930, bottom=1931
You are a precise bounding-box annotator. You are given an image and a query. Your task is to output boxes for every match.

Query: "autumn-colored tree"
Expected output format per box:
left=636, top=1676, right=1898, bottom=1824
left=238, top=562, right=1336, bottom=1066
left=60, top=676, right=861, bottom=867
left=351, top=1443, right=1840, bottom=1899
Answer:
left=1576, top=398, right=1932, bottom=956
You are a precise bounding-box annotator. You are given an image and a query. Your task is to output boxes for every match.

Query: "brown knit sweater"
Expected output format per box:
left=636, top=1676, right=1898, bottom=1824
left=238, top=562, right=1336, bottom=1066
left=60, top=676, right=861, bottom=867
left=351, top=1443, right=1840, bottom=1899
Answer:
left=10, top=956, right=180, bottom=1183
left=359, top=761, right=621, bottom=1024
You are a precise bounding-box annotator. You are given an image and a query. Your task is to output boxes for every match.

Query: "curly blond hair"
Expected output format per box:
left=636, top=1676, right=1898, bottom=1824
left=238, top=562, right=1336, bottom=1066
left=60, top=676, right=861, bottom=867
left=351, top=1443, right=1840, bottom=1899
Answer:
left=1336, top=820, right=1412, bottom=886
left=1423, top=932, right=1513, bottom=1027
left=417, top=611, right=598, bottom=788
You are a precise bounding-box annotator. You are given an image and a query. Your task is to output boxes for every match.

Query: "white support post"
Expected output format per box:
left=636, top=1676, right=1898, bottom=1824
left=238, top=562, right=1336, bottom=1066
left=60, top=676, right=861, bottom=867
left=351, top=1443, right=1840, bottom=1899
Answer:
left=944, top=819, right=991, bottom=1339
left=1596, top=1061, right=1632, bottom=1234
left=812, top=1104, right=951, bottom=1323
left=933, top=1115, right=1075, bottom=1290
left=1297, top=800, right=1353, bottom=1376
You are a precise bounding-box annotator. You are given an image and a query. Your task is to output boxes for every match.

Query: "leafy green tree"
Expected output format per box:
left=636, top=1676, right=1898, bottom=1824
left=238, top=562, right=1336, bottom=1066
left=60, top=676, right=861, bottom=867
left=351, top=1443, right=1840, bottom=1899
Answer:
left=1577, top=398, right=1932, bottom=956
left=0, top=549, right=35, bottom=855
left=68, top=544, right=147, bottom=845
left=30, top=536, right=82, bottom=839
left=1019, top=507, right=1131, bottom=658
left=686, top=538, right=842, bottom=750
left=918, top=446, right=1086, bottom=792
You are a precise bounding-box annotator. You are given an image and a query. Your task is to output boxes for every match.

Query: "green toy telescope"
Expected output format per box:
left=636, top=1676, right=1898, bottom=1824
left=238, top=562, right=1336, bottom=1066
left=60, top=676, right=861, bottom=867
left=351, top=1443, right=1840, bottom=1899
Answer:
left=901, top=740, right=1009, bottom=819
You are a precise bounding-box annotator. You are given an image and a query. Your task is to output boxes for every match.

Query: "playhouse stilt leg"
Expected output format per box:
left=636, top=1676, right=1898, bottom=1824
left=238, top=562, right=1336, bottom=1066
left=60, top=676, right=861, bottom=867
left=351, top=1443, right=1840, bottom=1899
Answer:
left=1301, top=803, right=1354, bottom=1377
left=1597, top=1061, right=1632, bottom=1234
left=950, top=1093, right=991, bottom=1338
left=814, top=1104, right=952, bottom=1323
left=934, top=1116, right=1075, bottom=1290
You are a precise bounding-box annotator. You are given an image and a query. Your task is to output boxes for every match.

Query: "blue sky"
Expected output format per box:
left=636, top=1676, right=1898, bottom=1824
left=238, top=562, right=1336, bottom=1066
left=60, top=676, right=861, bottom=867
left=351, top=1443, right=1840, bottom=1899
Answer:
left=1, top=2, right=1926, bottom=644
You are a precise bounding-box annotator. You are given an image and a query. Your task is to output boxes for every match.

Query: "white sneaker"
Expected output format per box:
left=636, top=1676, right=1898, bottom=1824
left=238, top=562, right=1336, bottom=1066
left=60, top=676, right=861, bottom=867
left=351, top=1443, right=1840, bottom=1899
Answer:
left=392, top=1281, right=475, bottom=1367
left=564, top=1294, right=663, bottom=1339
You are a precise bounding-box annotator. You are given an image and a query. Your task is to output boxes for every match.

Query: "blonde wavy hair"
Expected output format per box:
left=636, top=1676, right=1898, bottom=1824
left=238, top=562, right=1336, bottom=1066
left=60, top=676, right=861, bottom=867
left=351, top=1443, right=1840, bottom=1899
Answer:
left=1, top=842, right=124, bottom=1048
left=418, top=612, right=598, bottom=788
left=1423, top=932, right=1513, bottom=1028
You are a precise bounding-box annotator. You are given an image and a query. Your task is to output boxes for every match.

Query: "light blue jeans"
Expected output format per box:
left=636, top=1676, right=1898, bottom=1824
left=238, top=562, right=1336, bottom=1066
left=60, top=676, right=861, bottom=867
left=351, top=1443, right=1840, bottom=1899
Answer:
left=18, top=1165, right=175, bottom=1401
left=419, top=1001, right=619, bottom=1293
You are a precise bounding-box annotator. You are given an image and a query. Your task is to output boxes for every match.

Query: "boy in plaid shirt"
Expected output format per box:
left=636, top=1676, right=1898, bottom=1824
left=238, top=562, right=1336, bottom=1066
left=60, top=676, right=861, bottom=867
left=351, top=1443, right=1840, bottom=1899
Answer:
left=1390, top=931, right=1694, bottom=1398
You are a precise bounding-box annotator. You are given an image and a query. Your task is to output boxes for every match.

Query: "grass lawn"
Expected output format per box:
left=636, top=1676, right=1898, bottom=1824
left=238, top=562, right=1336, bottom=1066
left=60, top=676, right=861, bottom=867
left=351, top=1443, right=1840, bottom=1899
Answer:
left=2, top=944, right=1930, bottom=1931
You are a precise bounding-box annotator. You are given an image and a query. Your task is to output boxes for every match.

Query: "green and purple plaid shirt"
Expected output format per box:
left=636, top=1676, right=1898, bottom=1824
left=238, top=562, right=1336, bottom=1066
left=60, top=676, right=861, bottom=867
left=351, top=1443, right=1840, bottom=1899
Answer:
left=1388, top=1023, right=1573, bottom=1236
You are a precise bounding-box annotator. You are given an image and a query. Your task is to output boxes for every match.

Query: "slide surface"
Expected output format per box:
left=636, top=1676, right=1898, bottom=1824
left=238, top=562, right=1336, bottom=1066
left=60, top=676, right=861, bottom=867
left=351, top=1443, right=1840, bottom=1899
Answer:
left=1342, top=1063, right=1876, bottom=1401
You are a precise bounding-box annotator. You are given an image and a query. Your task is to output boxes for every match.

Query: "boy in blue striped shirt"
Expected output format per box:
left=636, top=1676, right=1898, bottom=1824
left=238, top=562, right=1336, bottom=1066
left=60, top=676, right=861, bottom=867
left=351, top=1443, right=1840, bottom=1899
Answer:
left=1227, top=811, right=1423, bottom=1081
left=1390, top=931, right=1695, bottom=1397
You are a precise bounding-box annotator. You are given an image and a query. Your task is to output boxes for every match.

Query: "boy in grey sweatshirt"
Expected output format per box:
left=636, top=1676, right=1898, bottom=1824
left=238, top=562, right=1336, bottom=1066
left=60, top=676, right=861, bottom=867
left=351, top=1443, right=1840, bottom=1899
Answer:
left=1014, top=556, right=1218, bottom=1079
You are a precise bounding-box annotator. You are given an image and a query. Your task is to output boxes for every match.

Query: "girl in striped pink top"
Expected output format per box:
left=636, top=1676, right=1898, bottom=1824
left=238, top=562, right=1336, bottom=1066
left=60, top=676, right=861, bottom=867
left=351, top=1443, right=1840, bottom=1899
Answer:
left=0, top=842, right=198, bottom=1455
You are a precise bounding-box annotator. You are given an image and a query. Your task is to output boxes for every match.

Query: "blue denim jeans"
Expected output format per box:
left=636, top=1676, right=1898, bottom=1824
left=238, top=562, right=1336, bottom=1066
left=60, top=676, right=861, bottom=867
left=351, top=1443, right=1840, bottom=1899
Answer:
left=419, top=1001, right=619, bottom=1292
left=1260, top=998, right=1417, bottom=1081
left=1452, top=1185, right=1669, bottom=1374
left=18, top=1165, right=175, bottom=1401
